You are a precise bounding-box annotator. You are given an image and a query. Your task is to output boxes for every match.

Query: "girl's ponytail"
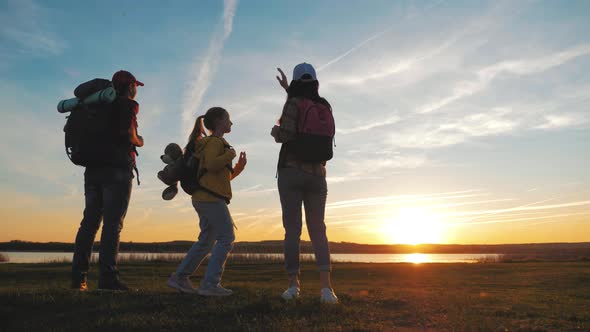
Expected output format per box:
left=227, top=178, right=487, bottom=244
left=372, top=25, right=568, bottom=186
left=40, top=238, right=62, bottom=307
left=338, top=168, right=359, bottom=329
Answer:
left=185, top=115, right=205, bottom=153
left=185, top=107, right=227, bottom=153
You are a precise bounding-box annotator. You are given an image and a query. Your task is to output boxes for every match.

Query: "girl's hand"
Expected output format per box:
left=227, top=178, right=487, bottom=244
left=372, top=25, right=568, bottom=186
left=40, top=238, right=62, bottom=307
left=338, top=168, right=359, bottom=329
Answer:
left=276, top=68, right=289, bottom=91
left=236, top=152, right=247, bottom=170
left=231, top=152, right=247, bottom=180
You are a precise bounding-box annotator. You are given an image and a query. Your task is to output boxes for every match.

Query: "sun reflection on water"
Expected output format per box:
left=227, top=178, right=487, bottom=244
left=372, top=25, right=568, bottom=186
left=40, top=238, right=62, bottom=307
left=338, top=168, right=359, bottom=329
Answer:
left=404, top=253, right=429, bottom=264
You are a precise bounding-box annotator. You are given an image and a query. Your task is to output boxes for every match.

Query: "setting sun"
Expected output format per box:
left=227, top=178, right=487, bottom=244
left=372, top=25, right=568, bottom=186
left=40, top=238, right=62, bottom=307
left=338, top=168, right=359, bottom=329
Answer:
left=382, top=207, right=445, bottom=245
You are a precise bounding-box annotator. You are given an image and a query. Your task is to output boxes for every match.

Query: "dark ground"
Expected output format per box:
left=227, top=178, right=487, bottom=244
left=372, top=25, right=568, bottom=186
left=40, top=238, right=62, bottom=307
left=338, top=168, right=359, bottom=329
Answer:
left=1, top=261, right=589, bottom=331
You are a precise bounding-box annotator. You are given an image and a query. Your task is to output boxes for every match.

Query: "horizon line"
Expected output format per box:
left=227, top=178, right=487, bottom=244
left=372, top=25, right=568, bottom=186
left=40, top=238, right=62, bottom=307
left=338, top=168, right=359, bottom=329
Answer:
left=2, top=239, right=589, bottom=246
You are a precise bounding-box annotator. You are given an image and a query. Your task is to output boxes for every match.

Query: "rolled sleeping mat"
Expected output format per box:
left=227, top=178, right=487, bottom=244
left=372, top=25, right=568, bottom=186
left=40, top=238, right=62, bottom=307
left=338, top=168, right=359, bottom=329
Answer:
left=83, top=86, right=117, bottom=105
left=56, top=86, right=117, bottom=113
left=57, top=97, right=80, bottom=113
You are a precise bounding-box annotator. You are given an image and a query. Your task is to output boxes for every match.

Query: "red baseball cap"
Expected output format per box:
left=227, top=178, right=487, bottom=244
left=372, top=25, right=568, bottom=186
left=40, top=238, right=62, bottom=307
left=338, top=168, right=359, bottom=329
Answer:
left=112, top=70, right=144, bottom=89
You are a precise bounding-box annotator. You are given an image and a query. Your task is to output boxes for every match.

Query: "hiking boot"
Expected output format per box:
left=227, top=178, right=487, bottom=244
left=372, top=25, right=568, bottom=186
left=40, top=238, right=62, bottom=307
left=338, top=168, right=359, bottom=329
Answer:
left=98, top=276, right=130, bottom=291
left=281, top=286, right=300, bottom=300
left=320, top=288, right=339, bottom=304
left=71, top=273, right=89, bottom=292
left=166, top=273, right=197, bottom=294
left=197, top=282, right=233, bottom=297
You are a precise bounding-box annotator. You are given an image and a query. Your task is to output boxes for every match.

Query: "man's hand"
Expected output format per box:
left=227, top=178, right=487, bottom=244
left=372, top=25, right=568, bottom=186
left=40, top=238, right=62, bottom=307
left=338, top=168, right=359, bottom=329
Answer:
left=276, top=68, right=289, bottom=91
left=129, top=127, right=144, bottom=147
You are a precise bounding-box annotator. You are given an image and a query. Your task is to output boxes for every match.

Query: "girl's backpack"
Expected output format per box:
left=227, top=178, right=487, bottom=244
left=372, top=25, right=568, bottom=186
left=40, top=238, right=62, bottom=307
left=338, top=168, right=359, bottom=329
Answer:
left=179, top=137, right=233, bottom=200
left=287, top=98, right=335, bottom=162
left=179, top=151, right=201, bottom=195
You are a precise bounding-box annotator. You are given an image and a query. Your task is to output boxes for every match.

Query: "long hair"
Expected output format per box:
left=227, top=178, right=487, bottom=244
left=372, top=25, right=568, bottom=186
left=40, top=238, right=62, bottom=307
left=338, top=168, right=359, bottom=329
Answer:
left=278, top=79, right=330, bottom=126
left=286, top=79, right=330, bottom=107
left=185, top=116, right=204, bottom=153
left=185, top=107, right=227, bottom=153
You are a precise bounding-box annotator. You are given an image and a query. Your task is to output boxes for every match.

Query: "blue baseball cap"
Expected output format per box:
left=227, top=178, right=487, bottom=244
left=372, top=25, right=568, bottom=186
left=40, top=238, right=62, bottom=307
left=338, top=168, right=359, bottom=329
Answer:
left=292, top=62, right=317, bottom=81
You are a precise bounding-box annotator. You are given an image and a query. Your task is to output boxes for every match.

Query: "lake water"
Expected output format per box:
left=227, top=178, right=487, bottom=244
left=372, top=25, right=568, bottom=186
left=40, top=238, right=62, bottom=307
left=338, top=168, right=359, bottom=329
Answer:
left=0, top=252, right=501, bottom=264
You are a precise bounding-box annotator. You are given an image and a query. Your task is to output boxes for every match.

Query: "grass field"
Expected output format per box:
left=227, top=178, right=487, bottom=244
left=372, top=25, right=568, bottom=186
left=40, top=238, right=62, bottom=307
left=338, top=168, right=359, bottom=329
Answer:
left=1, top=261, right=589, bottom=331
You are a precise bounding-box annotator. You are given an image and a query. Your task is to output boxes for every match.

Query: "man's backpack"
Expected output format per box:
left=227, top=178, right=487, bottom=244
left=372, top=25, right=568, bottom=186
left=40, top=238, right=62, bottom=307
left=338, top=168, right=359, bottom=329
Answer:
left=287, top=98, right=335, bottom=162
left=62, top=79, right=129, bottom=168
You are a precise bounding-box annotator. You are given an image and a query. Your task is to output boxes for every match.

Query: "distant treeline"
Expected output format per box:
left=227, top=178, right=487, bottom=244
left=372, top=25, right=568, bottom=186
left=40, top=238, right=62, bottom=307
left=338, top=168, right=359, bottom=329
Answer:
left=2, top=240, right=590, bottom=256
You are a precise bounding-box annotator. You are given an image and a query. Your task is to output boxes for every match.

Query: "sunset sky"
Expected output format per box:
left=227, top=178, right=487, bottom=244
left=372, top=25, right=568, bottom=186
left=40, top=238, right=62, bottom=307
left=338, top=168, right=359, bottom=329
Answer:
left=0, top=0, right=589, bottom=244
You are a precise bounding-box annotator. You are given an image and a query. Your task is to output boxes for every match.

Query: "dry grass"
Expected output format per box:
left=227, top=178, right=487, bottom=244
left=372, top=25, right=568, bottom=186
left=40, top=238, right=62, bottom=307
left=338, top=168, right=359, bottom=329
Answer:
left=0, top=253, right=8, bottom=263
left=1, top=261, right=589, bottom=331
left=475, top=254, right=505, bottom=263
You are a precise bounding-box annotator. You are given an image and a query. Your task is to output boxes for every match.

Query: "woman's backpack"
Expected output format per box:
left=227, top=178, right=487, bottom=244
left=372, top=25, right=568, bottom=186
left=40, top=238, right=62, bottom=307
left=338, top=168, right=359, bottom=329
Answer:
left=287, top=98, right=335, bottom=162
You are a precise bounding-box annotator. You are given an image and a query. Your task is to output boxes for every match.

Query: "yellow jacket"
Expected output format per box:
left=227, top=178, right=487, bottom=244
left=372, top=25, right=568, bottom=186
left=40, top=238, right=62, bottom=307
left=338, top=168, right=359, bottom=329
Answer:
left=191, top=136, right=236, bottom=202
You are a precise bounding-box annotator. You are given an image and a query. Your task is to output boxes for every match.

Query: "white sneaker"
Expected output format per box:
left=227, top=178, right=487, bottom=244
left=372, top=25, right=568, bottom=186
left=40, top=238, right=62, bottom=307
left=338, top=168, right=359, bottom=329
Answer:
left=166, top=273, right=197, bottom=294
left=320, top=288, right=339, bottom=304
left=198, top=282, right=233, bottom=297
left=281, top=286, right=300, bottom=300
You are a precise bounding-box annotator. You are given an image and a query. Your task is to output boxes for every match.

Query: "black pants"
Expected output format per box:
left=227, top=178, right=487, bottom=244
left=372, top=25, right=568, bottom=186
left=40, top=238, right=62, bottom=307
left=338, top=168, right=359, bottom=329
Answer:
left=72, top=167, right=132, bottom=277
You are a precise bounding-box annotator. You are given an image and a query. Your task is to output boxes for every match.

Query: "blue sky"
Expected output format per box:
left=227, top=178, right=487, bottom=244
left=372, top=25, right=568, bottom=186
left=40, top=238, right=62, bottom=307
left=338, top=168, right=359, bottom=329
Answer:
left=0, top=0, right=589, bottom=244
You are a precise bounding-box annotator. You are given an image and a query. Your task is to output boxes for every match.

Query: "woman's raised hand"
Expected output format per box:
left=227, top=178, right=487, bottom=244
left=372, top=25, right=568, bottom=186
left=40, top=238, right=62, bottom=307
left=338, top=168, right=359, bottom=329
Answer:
left=276, top=68, right=289, bottom=91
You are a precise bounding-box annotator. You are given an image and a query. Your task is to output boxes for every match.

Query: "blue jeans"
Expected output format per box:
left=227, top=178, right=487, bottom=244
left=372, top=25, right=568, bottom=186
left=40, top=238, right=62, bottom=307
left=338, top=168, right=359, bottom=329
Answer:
left=278, top=167, right=331, bottom=275
left=72, top=167, right=132, bottom=277
left=176, top=200, right=235, bottom=285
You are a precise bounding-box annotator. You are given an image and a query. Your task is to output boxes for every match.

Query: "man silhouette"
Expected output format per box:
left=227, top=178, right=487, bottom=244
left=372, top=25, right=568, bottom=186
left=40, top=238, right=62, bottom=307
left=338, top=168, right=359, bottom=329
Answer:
left=71, top=70, right=144, bottom=291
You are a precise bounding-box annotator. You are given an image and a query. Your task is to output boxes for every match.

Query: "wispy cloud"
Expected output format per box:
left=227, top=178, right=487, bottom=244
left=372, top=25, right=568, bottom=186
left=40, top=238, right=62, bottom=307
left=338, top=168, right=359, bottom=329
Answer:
left=323, top=198, right=516, bottom=226
left=0, top=0, right=65, bottom=57
left=337, top=115, right=400, bottom=134
left=235, top=184, right=277, bottom=195
left=447, top=199, right=555, bottom=224
left=326, top=174, right=384, bottom=184
left=356, top=155, right=428, bottom=172
left=326, top=190, right=484, bottom=210
left=0, top=99, right=71, bottom=188
left=181, top=0, right=239, bottom=135
left=324, top=33, right=462, bottom=87
left=447, top=199, right=590, bottom=224
left=453, top=211, right=590, bottom=227
left=320, top=1, right=514, bottom=87
left=317, top=0, right=445, bottom=72
left=418, top=44, right=590, bottom=114
left=390, top=107, right=518, bottom=149
left=518, top=212, right=590, bottom=227
left=535, top=114, right=576, bottom=130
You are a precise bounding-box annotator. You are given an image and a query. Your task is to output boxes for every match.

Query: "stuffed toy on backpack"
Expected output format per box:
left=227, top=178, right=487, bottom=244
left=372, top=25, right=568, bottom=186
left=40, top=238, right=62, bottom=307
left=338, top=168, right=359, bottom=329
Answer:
left=157, top=143, right=184, bottom=200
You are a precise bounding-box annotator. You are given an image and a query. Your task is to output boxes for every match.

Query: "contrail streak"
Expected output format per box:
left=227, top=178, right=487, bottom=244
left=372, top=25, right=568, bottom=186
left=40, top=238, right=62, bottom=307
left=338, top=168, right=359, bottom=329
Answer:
left=181, top=0, right=239, bottom=136
left=317, top=0, right=445, bottom=72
